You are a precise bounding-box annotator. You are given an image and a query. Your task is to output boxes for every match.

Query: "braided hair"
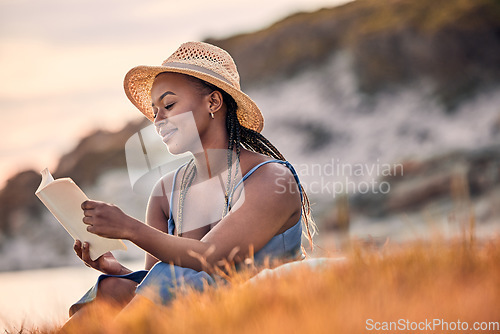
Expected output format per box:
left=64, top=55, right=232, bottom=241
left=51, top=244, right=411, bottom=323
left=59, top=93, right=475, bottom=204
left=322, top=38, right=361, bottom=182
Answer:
left=186, top=76, right=316, bottom=250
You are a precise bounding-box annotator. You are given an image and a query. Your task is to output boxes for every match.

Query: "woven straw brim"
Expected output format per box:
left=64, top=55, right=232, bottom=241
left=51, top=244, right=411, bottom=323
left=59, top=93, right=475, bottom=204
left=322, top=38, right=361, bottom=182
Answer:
left=124, top=65, right=264, bottom=133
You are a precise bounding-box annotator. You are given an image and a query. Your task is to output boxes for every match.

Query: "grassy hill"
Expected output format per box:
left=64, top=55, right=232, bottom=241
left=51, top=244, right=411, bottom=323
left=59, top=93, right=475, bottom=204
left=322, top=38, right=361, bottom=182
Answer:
left=15, top=234, right=500, bottom=333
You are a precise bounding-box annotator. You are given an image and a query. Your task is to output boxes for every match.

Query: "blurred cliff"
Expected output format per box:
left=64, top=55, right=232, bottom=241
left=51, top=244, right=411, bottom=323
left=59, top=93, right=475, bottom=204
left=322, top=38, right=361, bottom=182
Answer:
left=1, top=0, right=500, bottom=270
left=208, top=0, right=500, bottom=110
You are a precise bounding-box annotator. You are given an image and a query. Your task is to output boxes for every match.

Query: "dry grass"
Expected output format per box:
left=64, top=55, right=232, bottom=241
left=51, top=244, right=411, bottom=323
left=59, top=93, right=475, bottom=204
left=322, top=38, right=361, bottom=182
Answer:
left=9, top=232, right=500, bottom=334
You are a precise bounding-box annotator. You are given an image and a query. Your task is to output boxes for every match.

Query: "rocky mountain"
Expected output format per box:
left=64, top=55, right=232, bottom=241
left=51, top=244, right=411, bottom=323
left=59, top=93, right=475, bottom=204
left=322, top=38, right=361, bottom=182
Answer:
left=1, top=0, right=500, bottom=270
left=350, top=145, right=500, bottom=216
left=207, top=0, right=500, bottom=109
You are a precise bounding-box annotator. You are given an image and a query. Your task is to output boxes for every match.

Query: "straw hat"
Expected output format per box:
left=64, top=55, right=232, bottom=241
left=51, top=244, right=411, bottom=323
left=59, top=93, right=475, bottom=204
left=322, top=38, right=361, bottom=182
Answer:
left=124, top=41, right=264, bottom=133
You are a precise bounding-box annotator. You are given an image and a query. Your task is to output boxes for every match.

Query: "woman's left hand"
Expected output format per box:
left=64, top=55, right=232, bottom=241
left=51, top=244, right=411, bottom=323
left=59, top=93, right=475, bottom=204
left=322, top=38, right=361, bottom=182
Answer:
left=81, top=200, right=138, bottom=240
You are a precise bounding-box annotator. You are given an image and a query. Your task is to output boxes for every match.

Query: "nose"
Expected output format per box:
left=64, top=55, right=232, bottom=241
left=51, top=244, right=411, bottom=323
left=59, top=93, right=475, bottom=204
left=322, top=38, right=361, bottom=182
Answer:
left=154, top=115, right=162, bottom=125
left=153, top=109, right=168, bottom=125
left=154, top=118, right=167, bottom=133
left=153, top=103, right=170, bottom=124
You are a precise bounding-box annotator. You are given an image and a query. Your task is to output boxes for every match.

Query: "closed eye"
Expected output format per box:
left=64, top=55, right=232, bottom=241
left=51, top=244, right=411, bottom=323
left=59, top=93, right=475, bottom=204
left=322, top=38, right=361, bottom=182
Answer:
left=165, top=103, right=175, bottom=110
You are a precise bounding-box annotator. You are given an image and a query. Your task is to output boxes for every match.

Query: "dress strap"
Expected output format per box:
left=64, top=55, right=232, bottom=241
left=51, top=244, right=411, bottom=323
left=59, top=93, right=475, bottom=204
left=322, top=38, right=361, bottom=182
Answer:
left=229, top=159, right=303, bottom=207
left=168, top=162, right=189, bottom=235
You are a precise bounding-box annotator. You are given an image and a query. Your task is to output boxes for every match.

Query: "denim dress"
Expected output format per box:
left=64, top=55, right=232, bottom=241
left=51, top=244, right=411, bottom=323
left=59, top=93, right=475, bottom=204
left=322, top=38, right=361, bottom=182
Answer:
left=70, top=160, right=304, bottom=314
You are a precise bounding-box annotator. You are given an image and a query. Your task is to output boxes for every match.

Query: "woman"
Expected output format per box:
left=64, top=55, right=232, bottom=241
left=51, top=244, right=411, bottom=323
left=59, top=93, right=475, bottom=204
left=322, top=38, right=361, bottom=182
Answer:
left=67, top=41, right=315, bottom=323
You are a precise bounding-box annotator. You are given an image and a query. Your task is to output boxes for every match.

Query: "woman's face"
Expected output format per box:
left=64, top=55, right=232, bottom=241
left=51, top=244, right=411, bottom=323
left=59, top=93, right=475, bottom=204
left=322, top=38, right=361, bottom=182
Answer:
left=151, top=72, right=210, bottom=155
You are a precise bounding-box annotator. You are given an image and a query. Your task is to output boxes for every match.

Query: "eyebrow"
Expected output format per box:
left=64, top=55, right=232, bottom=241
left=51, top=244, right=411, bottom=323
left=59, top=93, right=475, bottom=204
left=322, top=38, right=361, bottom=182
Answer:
left=152, top=91, right=176, bottom=107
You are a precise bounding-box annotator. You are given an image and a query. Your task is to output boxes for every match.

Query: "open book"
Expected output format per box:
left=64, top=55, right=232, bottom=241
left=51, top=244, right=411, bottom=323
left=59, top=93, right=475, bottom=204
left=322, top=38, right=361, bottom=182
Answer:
left=35, top=168, right=127, bottom=261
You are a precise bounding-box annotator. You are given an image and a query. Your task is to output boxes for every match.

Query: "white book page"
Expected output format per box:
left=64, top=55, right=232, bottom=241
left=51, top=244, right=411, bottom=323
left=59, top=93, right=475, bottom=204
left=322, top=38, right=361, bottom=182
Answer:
left=35, top=169, right=127, bottom=261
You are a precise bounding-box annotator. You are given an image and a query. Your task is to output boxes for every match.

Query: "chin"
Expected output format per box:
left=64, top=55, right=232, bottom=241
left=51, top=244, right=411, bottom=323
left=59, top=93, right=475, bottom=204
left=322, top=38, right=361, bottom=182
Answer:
left=164, top=141, right=188, bottom=156
left=164, top=139, right=196, bottom=156
left=166, top=135, right=204, bottom=156
left=166, top=146, right=188, bottom=156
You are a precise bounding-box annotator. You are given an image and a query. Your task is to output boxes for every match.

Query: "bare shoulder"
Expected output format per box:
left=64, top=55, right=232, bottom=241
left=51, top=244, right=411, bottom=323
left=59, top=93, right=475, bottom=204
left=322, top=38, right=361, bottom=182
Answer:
left=150, top=169, right=176, bottom=200
left=237, top=149, right=301, bottom=209
left=203, top=150, right=302, bottom=250
left=239, top=149, right=297, bottom=184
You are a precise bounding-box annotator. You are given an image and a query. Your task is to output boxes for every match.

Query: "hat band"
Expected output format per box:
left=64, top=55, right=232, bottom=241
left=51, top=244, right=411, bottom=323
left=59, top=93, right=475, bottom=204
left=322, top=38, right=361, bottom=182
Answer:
left=163, top=62, right=233, bottom=86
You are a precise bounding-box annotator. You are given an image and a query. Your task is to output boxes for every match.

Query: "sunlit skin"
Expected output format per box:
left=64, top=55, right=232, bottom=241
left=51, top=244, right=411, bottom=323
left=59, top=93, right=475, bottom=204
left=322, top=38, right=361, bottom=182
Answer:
left=63, top=72, right=302, bottom=326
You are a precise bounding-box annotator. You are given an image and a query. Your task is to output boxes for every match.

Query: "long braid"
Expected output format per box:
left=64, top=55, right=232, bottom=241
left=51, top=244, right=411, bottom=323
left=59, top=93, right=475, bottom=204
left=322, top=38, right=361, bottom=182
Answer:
left=225, top=96, right=285, bottom=159
left=223, top=92, right=316, bottom=251
left=188, top=76, right=316, bottom=250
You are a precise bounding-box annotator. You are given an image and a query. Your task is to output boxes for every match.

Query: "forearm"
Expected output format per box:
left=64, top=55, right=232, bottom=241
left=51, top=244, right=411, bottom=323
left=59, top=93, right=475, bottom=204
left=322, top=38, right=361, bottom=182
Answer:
left=117, top=265, right=133, bottom=275
left=128, top=223, right=216, bottom=272
left=82, top=200, right=222, bottom=271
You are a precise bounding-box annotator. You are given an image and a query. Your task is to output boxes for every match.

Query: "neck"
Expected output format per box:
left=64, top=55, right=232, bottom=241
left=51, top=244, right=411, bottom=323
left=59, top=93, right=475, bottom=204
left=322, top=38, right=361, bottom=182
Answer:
left=192, top=147, right=238, bottom=180
left=190, top=109, right=239, bottom=179
left=192, top=120, right=235, bottom=180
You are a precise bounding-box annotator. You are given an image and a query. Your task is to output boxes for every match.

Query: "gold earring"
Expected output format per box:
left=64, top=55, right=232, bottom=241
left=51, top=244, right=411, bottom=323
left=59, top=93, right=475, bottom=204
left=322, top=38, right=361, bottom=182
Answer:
left=210, top=112, right=215, bottom=119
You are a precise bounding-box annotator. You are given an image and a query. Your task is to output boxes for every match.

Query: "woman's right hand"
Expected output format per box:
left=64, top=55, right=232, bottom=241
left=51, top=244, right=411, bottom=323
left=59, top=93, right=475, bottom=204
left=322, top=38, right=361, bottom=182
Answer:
left=74, top=240, right=130, bottom=275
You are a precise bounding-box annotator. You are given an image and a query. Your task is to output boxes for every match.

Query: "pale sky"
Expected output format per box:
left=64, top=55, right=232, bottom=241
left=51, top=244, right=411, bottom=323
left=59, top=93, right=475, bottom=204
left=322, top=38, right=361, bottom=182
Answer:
left=0, top=0, right=353, bottom=187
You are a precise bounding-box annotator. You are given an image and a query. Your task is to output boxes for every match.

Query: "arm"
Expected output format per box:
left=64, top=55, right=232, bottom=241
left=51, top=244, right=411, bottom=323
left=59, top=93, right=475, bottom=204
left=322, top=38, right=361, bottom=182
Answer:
left=84, top=163, right=301, bottom=273
left=143, top=174, right=172, bottom=270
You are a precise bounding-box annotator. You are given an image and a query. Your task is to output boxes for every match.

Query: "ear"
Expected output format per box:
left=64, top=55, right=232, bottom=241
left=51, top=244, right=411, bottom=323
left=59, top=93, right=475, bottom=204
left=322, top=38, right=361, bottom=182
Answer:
left=207, top=90, right=223, bottom=114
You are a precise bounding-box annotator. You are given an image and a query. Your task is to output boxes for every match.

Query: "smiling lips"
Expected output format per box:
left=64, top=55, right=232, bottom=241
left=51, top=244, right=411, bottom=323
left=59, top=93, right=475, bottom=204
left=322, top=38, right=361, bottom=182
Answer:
left=155, top=119, right=178, bottom=143
left=160, top=127, right=178, bottom=142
